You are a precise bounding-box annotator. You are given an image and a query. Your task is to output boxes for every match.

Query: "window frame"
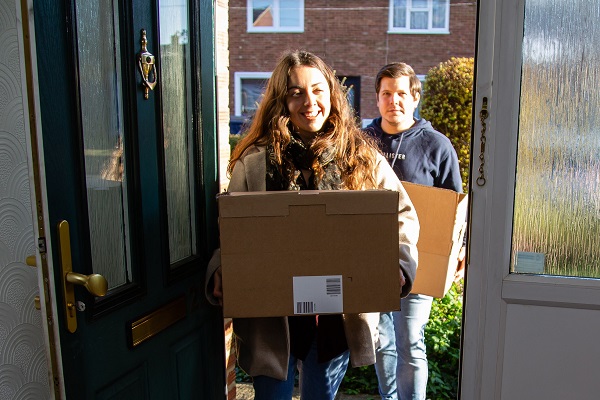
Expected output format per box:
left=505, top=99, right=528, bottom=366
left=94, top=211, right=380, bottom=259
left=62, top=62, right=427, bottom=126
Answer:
left=247, top=0, right=305, bottom=33
left=388, top=0, right=450, bottom=34
left=234, top=72, right=272, bottom=116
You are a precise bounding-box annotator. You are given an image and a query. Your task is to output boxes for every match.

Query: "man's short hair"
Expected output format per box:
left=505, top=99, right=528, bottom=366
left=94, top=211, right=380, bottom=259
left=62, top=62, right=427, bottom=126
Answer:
left=375, top=63, right=422, bottom=98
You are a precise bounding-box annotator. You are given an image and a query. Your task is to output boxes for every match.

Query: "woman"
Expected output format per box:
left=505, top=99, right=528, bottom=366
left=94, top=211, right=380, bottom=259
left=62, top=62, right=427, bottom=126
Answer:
left=205, top=50, right=419, bottom=400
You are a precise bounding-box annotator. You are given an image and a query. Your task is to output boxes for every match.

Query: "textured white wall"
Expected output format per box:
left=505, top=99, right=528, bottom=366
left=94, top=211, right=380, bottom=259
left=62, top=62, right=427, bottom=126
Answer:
left=0, top=0, right=51, bottom=398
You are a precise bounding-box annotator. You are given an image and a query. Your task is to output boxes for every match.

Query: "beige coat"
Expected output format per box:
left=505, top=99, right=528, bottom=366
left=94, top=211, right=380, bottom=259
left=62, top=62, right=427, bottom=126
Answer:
left=205, top=145, right=419, bottom=380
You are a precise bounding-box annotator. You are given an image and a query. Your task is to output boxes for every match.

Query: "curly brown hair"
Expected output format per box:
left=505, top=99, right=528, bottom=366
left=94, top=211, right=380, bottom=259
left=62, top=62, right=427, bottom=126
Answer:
left=229, top=50, right=380, bottom=190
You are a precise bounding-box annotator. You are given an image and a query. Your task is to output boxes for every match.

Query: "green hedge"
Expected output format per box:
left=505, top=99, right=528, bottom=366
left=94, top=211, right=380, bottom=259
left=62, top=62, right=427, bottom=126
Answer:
left=423, top=281, right=463, bottom=399
left=338, top=281, right=464, bottom=399
left=420, top=57, right=474, bottom=192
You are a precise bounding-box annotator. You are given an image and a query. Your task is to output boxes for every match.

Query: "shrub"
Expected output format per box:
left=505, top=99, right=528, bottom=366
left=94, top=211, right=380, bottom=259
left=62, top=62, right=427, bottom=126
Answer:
left=229, top=133, right=244, bottom=151
left=337, top=282, right=464, bottom=399
left=339, top=365, right=379, bottom=396
left=420, top=57, right=474, bottom=192
left=425, top=281, right=463, bottom=399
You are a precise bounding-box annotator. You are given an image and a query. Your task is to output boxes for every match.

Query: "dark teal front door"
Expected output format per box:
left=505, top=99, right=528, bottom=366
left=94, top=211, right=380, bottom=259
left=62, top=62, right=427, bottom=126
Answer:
left=33, top=0, right=224, bottom=398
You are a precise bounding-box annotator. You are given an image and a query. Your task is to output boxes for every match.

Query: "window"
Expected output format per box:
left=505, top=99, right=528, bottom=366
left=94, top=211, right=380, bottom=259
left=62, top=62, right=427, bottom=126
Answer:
left=389, top=0, right=450, bottom=34
left=247, top=0, right=304, bottom=33
left=511, top=0, right=600, bottom=278
left=234, top=72, right=271, bottom=116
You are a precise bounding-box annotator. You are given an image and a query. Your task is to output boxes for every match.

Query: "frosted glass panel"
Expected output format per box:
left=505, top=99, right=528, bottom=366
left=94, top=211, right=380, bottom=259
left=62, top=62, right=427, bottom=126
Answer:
left=76, top=0, right=131, bottom=289
left=159, top=0, right=197, bottom=264
left=512, top=0, right=600, bottom=278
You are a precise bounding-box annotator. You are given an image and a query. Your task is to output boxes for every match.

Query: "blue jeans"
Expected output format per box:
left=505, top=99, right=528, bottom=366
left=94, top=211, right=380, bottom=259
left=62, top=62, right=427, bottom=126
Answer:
left=374, top=293, right=433, bottom=400
left=253, top=339, right=350, bottom=400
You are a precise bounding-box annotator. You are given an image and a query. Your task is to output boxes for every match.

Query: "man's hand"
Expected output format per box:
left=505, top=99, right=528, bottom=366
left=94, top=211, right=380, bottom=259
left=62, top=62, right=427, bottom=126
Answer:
left=213, top=266, right=223, bottom=306
left=454, top=246, right=466, bottom=282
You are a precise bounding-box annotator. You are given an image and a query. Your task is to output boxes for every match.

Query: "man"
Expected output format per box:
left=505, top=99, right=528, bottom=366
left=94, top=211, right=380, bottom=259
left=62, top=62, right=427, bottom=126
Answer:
left=364, top=62, right=464, bottom=400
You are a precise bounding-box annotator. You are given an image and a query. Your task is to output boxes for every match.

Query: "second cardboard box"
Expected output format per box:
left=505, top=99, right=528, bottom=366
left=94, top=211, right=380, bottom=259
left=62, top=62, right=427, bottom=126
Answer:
left=402, top=182, right=468, bottom=298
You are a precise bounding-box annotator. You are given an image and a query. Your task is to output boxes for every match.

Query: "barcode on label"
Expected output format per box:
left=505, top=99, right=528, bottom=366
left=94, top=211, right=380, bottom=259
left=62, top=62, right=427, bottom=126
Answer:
left=296, top=301, right=315, bottom=314
left=326, top=277, right=341, bottom=296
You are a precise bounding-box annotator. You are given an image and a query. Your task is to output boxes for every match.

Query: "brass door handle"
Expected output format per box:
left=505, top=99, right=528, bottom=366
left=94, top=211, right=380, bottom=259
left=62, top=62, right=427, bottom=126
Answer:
left=58, top=220, right=108, bottom=333
left=66, top=272, right=108, bottom=297
left=137, top=29, right=157, bottom=99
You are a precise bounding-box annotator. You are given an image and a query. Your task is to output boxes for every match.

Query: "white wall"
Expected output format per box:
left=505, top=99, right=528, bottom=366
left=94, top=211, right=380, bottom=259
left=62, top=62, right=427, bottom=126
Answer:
left=0, top=0, right=51, bottom=398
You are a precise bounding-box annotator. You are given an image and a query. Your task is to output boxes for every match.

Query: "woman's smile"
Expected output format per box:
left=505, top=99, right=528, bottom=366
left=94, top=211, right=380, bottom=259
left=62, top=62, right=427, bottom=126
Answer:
left=286, top=66, right=331, bottom=142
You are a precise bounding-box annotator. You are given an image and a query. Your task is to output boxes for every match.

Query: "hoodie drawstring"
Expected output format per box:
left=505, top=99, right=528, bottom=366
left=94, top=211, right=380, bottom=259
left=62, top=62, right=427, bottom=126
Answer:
left=390, top=132, right=405, bottom=169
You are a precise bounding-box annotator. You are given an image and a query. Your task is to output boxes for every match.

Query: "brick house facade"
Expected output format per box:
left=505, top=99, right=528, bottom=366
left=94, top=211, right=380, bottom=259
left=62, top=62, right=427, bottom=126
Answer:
left=228, top=0, right=476, bottom=124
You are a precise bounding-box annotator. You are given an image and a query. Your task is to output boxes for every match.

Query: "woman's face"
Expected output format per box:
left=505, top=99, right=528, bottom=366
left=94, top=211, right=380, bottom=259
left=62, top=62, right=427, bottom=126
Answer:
left=286, top=66, right=331, bottom=143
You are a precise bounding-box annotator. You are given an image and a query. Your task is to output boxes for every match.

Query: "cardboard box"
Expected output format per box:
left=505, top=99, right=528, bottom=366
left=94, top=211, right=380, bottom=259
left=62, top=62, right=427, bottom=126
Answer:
left=402, top=182, right=468, bottom=298
left=218, top=190, right=402, bottom=318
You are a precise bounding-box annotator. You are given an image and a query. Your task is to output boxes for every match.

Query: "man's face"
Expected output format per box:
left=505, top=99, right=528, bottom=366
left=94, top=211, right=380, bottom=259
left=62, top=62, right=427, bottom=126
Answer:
left=376, top=76, right=420, bottom=133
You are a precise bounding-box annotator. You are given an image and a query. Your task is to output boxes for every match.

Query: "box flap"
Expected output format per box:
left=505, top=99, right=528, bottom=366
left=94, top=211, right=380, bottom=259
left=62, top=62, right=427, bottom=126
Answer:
left=218, top=190, right=399, bottom=218
left=402, top=181, right=467, bottom=256
left=403, top=181, right=469, bottom=297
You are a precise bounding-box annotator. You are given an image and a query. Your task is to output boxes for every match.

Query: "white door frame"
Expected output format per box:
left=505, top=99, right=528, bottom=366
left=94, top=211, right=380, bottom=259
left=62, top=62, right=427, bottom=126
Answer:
left=461, top=0, right=523, bottom=395
left=461, top=0, right=600, bottom=399
left=22, top=0, right=66, bottom=397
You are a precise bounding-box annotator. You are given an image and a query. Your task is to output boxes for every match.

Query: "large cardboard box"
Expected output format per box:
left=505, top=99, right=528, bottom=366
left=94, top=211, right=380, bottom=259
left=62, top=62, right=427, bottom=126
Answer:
left=218, top=190, right=402, bottom=318
left=402, top=182, right=468, bottom=298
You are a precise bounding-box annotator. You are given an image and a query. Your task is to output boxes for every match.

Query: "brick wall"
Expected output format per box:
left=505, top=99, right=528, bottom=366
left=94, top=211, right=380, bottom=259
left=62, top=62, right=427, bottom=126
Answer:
left=215, top=1, right=236, bottom=399
left=229, top=0, right=476, bottom=120
left=224, top=318, right=236, bottom=399
left=217, top=0, right=232, bottom=191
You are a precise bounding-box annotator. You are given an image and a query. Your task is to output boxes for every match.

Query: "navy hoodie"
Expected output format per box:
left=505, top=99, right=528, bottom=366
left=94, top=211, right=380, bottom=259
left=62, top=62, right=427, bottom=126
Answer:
left=364, top=117, right=463, bottom=193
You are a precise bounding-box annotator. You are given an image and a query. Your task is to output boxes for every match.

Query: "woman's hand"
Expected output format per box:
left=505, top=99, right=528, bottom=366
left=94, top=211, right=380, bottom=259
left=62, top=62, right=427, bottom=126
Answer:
left=454, top=246, right=466, bottom=283
left=213, top=266, right=223, bottom=306
left=399, top=268, right=406, bottom=288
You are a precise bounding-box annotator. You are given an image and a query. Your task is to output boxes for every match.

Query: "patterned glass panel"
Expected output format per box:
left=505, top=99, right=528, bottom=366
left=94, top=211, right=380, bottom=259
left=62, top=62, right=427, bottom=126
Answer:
left=512, top=0, right=600, bottom=278
left=76, top=0, right=130, bottom=289
left=159, top=0, right=196, bottom=264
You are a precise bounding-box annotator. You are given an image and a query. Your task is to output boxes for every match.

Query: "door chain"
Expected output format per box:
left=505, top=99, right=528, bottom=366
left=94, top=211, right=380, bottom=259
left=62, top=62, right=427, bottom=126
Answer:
left=476, top=97, right=489, bottom=186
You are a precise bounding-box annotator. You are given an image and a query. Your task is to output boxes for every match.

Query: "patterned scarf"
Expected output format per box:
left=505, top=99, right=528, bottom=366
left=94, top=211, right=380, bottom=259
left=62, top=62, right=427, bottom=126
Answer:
left=265, top=134, right=342, bottom=191
left=265, top=133, right=348, bottom=361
